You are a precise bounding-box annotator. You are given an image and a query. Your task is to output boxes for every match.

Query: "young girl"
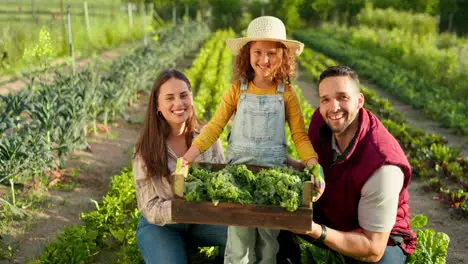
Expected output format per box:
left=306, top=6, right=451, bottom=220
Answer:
left=133, top=69, right=227, bottom=264
left=183, top=16, right=318, bottom=264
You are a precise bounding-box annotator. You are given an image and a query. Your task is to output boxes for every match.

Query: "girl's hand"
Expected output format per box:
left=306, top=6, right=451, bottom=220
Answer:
left=181, top=157, right=190, bottom=167
left=287, top=157, right=305, bottom=170
left=312, top=165, right=325, bottom=202
left=182, top=146, right=201, bottom=164
left=306, top=158, right=319, bottom=166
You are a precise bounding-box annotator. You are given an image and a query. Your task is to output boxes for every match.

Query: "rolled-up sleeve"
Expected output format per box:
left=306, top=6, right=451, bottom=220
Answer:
left=133, top=157, right=172, bottom=225
left=284, top=88, right=318, bottom=162
left=192, top=83, right=238, bottom=152
left=358, top=165, right=404, bottom=232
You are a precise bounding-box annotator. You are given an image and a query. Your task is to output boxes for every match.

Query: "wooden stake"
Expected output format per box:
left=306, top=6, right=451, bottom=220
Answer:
left=84, top=2, right=91, bottom=39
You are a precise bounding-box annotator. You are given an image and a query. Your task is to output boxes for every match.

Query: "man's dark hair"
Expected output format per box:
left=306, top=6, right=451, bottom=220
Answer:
left=318, top=65, right=360, bottom=91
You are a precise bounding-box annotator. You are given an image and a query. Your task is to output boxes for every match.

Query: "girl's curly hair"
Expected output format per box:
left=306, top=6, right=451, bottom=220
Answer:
left=232, top=41, right=296, bottom=85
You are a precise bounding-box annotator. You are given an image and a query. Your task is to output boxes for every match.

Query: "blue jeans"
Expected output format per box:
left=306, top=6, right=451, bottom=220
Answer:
left=345, top=245, right=407, bottom=264
left=137, top=216, right=227, bottom=264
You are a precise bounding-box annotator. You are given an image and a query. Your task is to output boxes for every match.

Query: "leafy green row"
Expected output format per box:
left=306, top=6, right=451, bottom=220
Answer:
left=356, top=5, right=437, bottom=35
left=318, top=23, right=468, bottom=100
left=185, top=29, right=234, bottom=151
left=293, top=28, right=468, bottom=136
left=297, top=47, right=467, bottom=214
left=184, top=31, right=224, bottom=94
left=0, top=22, right=210, bottom=192
left=193, top=30, right=234, bottom=120
left=32, top=167, right=141, bottom=264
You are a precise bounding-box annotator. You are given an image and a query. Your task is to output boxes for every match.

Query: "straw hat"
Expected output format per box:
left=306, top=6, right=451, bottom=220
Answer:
left=226, top=16, right=304, bottom=56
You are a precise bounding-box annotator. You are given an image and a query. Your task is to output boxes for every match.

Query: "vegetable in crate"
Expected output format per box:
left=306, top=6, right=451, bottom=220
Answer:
left=184, top=164, right=323, bottom=212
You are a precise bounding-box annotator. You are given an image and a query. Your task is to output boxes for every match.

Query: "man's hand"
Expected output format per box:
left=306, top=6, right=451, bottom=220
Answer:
left=290, top=220, right=321, bottom=239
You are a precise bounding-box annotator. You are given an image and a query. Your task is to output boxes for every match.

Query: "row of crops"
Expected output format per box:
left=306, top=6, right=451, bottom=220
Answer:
left=293, top=25, right=468, bottom=136
left=0, top=21, right=209, bottom=219
left=29, top=29, right=450, bottom=263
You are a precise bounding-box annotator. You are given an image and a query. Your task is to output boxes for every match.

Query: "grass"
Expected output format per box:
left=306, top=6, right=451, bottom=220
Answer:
left=0, top=0, right=154, bottom=77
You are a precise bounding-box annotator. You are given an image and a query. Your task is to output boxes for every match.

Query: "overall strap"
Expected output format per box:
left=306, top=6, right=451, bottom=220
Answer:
left=276, top=83, right=285, bottom=93
left=240, top=79, right=248, bottom=91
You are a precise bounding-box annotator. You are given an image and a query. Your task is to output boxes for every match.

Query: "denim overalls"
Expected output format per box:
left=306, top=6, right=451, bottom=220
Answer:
left=224, top=80, right=287, bottom=264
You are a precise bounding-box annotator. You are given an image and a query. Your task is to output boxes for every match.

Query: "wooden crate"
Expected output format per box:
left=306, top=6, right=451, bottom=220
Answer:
left=171, top=163, right=314, bottom=231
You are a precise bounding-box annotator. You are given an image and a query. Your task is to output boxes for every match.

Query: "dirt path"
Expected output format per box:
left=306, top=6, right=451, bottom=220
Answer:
left=0, top=45, right=141, bottom=264
left=296, top=69, right=468, bottom=264
left=0, top=52, right=198, bottom=263
left=0, top=100, right=146, bottom=264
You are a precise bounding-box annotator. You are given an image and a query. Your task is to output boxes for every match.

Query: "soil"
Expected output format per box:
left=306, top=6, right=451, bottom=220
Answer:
left=0, top=54, right=197, bottom=264
left=296, top=69, right=468, bottom=264
left=0, top=101, right=146, bottom=264
left=0, top=46, right=144, bottom=264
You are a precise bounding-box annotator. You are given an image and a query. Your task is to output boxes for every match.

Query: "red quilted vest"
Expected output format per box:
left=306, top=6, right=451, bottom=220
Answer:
left=308, top=108, right=417, bottom=255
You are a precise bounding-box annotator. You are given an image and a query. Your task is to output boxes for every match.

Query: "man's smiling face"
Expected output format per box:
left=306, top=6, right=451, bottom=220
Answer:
left=318, top=76, right=364, bottom=137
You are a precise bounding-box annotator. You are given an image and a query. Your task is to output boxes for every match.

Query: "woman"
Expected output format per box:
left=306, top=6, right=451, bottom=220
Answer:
left=133, top=69, right=226, bottom=264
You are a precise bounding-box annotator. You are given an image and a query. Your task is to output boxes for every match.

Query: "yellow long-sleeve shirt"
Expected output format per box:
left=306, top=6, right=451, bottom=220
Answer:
left=192, top=81, right=318, bottom=163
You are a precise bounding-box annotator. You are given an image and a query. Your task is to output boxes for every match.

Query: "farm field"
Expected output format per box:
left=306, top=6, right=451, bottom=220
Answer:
left=1, top=1, right=468, bottom=263
left=0, top=0, right=155, bottom=78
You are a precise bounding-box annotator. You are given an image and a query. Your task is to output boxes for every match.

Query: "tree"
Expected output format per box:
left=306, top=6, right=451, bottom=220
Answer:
left=269, top=0, right=305, bottom=32
left=210, top=0, right=243, bottom=31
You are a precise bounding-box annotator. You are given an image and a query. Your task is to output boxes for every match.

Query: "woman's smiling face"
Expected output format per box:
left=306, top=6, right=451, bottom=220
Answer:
left=157, top=77, right=194, bottom=128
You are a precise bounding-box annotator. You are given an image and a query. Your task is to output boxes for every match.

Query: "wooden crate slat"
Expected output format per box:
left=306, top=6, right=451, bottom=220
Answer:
left=172, top=199, right=313, bottom=231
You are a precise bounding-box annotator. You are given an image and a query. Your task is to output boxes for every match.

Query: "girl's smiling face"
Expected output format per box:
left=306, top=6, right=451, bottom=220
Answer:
left=157, top=78, right=194, bottom=128
left=249, top=41, right=283, bottom=81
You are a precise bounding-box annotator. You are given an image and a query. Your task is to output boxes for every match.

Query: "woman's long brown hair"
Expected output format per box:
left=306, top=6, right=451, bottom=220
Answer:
left=134, top=69, right=201, bottom=182
left=232, top=41, right=296, bottom=85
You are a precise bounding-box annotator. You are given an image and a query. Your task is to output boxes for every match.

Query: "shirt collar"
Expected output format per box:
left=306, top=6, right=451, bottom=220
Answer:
left=331, top=136, right=342, bottom=155
left=166, top=130, right=200, bottom=159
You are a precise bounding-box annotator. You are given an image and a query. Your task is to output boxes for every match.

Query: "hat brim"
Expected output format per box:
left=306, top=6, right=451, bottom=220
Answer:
left=226, top=37, right=304, bottom=56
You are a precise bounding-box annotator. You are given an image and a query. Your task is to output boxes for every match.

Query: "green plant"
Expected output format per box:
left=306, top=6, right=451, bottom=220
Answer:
left=34, top=225, right=99, bottom=264
left=23, top=26, right=53, bottom=70
left=406, top=214, right=450, bottom=264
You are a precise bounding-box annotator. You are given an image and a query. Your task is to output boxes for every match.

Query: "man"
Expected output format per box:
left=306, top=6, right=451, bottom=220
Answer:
left=293, top=66, right=417, bottom=263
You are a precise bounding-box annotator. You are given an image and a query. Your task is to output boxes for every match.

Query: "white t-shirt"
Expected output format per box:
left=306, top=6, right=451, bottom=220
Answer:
left=332, top=137, right=404, bottom=232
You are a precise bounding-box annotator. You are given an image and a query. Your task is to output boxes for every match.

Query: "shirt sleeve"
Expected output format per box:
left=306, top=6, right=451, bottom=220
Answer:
left=211, top=139, right=226, bottom=163
left=284, top=87, right=318, bottom=162
left=358, top=165, right=404, bottom=232
left=133, top=156, right=172, bottom=225
left=192, top=83, right=239, bottom=152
